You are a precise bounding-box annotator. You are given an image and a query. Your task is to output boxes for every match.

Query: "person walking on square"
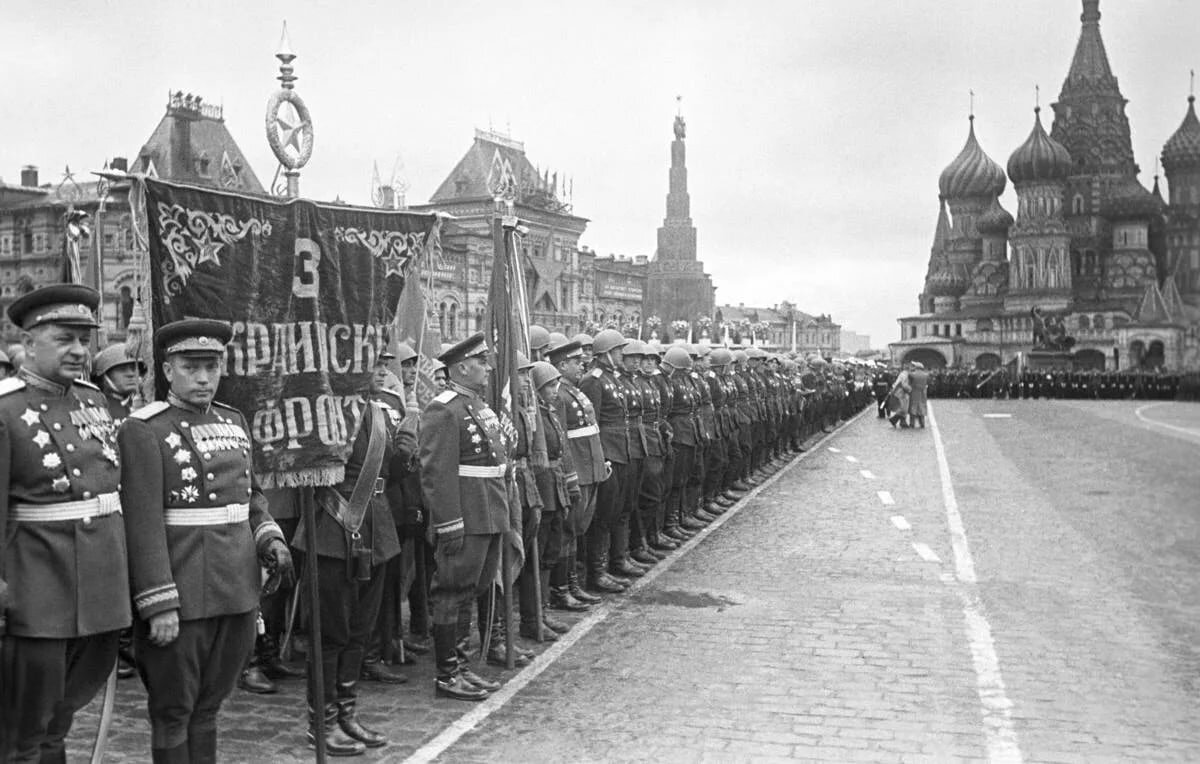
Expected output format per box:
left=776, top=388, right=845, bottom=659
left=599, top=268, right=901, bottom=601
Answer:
left=117, top=319, right=293, bottom=763
left=908, top=361, right=930, bottom=429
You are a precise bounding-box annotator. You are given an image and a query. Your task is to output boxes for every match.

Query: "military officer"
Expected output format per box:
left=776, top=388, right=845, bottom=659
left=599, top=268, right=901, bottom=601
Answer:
left=419, top=333, right=512, bottom=701
left=0, top=285, right=131, bottom=763
left=547, top=339, right=608, bottom=603
left=117, top=319, right=292, bottom=763
left=91, top=342, right=145, bottom=423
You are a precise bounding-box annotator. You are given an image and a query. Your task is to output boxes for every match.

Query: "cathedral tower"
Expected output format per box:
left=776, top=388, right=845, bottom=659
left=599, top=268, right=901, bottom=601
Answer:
left=1162, top=90, right=1200, bottom=294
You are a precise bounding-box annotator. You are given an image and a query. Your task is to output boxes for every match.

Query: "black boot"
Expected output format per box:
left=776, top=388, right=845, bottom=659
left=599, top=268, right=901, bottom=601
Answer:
left=151, top=743, right=190, bottom=764
left=187, top=727, right=218, bottom=764
left=307, top=704, right=367, bottom=757
left=336, top=685, right=388, bottom=748
left=484, top=609, right=533, bottom=667
left=433, top=624, right=488, bottom=701
left=259, top=633, right=305, bottom=680
left=587, top=549, right=627, bottom=593
left=238, top=664, right=277, bottom=694
left=567, top=562, right=602, bottom=604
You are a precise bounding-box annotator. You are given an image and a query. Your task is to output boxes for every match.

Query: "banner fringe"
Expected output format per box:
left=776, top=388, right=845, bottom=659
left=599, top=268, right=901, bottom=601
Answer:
left=259, top=466, right=346, bottom=490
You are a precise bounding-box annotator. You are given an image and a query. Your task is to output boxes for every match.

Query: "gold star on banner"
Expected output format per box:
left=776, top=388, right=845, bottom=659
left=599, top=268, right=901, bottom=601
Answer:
left=32, top=430, right=51, bottom=448
left=380, top=248, right=406, bottom=278
left=174, top=449, right=192, bottom=465
left=196, top=239, right=223, bottom=267
left=165, top=433, right=183, bottom=449
left=21, top=409, right=40, bottom=427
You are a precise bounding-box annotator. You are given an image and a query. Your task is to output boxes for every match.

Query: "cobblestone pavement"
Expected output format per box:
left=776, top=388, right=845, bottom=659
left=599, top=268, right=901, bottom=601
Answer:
left=68, top=401, right=1200, bottom=762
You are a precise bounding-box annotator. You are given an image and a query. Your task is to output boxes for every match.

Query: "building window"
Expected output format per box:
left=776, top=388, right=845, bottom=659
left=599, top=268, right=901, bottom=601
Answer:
left=118, top=287, right=133, bottom=329
left=33, top=233, right=47, bottom=253
left=0, top=236, right=10, bottom=255
left=23, top=228, right=33, bottom=254
left=1093, top=314, right=1105, bottom=330
left=931, top=325, right=938, bottom=336
left=448, top=303, right=458, bottom=338
left=909, top=326, right=917, bottom=339
left=943, top=324, right=950, bottom=337
left=1078, top=315, right=1090, bottom=330
left=438, top=302, right=447, bottom=336
left=1072, top=195, right=1084, bottom=215
left=955, top=323, right=962, bottom=337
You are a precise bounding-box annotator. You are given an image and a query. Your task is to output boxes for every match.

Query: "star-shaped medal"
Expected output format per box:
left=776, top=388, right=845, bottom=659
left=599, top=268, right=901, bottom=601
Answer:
left=181, top=467, right=197, bottom=482
left=174, top=449, right=192, bottom=464
left=165, top=432, right=183, bottom=449
left=20, top=408, right=40, bottom=427
left=52, top=475, right=70, bottom=493
left=181, top=485, right=199, bottom=503
left=32, top=430, right=51, bottom=449
left=42, top=453, right=63, bottom=470
left=102, top=444, right=119, bottom=466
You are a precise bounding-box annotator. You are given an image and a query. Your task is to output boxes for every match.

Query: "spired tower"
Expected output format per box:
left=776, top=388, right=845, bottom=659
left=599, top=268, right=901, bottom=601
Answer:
left=1161, top=89, right=1200, bottom=295
left=644, top=107, right=715, bottom=337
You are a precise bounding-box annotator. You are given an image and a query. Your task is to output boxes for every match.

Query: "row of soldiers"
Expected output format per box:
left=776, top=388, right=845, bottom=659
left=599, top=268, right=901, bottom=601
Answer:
left=0, top=282, right=872, bottom=761
left=920, top=367, right=1194, bottom=401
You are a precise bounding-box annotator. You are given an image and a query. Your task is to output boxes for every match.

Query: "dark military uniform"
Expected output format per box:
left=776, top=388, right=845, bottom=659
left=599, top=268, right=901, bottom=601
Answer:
left=633, top=366, right=668, bottom=555
left=664, top=366, right=701, bottom=537
left=553, top=373, right=606, bottom=599
left=1, top=286, right=131, bottom=763
left=579, top=360, right=631, bottom=585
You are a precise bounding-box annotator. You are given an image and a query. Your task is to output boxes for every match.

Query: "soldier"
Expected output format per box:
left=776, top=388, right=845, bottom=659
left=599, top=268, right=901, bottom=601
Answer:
left=579, top=329, right=635, bottom=591
left=662, top=345, right=703, bottom=540
left=529, top=362, right=581, bottom=615
left=702, top=348, right=734, bottom=516
left=91, top=342, right=145, bottom=423
left=117, top=319, right=293, bottom=763
left=632, top=342, right=676, bottom=559
left=613, top=339, right=651, bottom=575
left=0, top=285, right=131, bottom=763
left=572, top=333, right=594, bottom=370
left=547, top=339, right=610, bottom=601
left=419, top=333, right=512, bottom=701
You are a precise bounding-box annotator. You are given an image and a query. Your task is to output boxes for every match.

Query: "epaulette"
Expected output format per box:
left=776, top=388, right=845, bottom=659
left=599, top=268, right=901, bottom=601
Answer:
left=589, top=368, right=603, bottom=378
left=130, top=401, right=170, bottom=420
left=433, top=390, right=458, bottom=404
left=0, top=378, right=26, bottom=397
left=73, top=378, right=100, bottom=391
left=376, top=388, right=404, bottom=405
left=213, top=400, right=241, bottom=413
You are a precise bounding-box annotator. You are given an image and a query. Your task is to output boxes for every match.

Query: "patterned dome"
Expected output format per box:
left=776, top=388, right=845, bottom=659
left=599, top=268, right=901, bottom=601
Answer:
left=1007, top=108, right=1073, bottom=184
left=976, top=197, right=1014, bottom=235
left=1162, top=96, right=1200, bottom=172
left=938, top=117, right=1007, bottom=199
left=925, top=264, right=968, bottom=297
left=1102, top=178, right=1163, bottom=220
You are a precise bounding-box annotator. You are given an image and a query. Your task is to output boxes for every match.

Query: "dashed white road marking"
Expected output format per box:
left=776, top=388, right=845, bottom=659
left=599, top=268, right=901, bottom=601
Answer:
left=845, top=455, right=859, bottom=463
left=927, top=402, right=1023, bottom=764
left=859, top=469, right=876, bottom=480
left=982, top=413, right=1012, bottom=419
left=828, top=447, right=842, bottom=453
left=877, top=490, right=895, bottom=505
left=890, top=515, right=911, bottom=531
left=912, top=542, right=941, bottom=562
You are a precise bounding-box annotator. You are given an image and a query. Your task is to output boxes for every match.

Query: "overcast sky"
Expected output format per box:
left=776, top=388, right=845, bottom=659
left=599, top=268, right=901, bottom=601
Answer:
left=3, top=0, right=1197, bottom=347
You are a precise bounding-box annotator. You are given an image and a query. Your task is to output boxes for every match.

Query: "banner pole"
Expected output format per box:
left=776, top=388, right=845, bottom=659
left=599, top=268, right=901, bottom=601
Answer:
left=300, top=488, right=327, bottom=764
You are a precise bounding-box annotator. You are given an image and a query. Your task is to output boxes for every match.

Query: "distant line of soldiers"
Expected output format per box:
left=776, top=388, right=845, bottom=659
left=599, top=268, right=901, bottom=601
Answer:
left=0, top=287, right=875, bottom=761
left=919, top=367, right=1196, bottom=401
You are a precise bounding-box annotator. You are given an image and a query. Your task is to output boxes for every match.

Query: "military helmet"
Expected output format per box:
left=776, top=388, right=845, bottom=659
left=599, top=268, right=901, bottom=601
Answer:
left=530, top=361, right=561, bottom=390
left=733, top=350, right=749, bottom=364
left=516, top=351, right=534, bottom=371
left=623, top=339, right=646, bottom=357
left=529, top=325, right=551, bottom=352
left=392, top=341, right=418, bottom=364
left=92, top=343, right=145, bottom=377
left=592, top=329, right=628, bottom=355
left=572, top=332, right=594, bottom=349
left=695, top=343, right=713, bottom=357
left=709, top=348, right=733, bottom=367
left=662, top=345, right=693, bottom=370
left=642, top=342, right=663, bottom=358
left=547, top=331, right=569, bottom=350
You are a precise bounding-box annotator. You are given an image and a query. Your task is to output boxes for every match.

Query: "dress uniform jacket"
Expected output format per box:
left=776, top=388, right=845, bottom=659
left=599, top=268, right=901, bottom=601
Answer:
left=419, top=383, right=511, bottom=540
left=620, top=371, right=648, bottom=460
left=633, top=372, right=665, bottom=458
left=665, top=371, right=699, bottom=447
left=0, top=371, right=130, bottom=638
left=118, top=396, right=285, bottom=622
left=292, top=390, right=405, bottom=564
left=690, top=370, right=715, bottom=442
left=559, top=380, right=605, bottom=486
left=534, top=398, right=574, bottom=512
left=579, top=363, right=630, bottom=464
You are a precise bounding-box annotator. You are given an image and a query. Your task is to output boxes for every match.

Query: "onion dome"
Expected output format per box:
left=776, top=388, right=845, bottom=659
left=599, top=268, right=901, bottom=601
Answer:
left=1162, top=95, right=1200, bottom=173
left=976, top=197, right=1014, bottom=235
left=925, top=264, right=968, bottom=297
left=1102, top=178, right=1163, bottom=220
left=938, top=116, right=1007, bottom=199
left=1007, top=108, right=1073, bottom=184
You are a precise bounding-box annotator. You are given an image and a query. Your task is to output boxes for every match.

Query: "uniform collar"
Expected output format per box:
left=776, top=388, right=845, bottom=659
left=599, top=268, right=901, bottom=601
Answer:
left=168, top=391, right=212, bottom=415
left=448, top=380, right=480, bottom=399
left=18, top=368, right=69, bottom=397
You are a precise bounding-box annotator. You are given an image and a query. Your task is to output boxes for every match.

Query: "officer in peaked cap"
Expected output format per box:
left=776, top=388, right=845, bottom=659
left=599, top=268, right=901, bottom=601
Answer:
left=547, top=339, right=606, bottom=607
left=118, top=318, right=294, bottom=761
left=0, top=284, right=132, bottom=763
left=419, top=332, right=512, bottom=701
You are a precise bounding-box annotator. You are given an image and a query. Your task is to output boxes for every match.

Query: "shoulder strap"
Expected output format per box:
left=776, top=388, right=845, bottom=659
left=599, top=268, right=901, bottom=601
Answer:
left=337, top=402, right=389, bottom=534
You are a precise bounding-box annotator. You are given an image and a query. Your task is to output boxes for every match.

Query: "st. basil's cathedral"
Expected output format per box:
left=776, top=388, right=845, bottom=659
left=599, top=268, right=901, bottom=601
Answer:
left=891, top=0, right=1200, bottom=372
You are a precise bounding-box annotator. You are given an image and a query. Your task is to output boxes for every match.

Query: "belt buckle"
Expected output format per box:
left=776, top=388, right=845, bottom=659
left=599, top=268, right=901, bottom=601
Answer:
left=374, top=477, right=385, bottom=495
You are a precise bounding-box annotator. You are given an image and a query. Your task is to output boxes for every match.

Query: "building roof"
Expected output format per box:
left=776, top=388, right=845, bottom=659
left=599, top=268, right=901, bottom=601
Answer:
left=429, top=129, right=574, bottom=215
left=1057, top=0, right=1121, bottom=103
left=1162, top=95, right=1200, bottom=173
left=938, top=116, right=1007, bottom=200
left=717, top=304, right=832, bottom=326
left=132, top=92, right=264, bottom=193
left=1007, top=108, right=1073, bottom=184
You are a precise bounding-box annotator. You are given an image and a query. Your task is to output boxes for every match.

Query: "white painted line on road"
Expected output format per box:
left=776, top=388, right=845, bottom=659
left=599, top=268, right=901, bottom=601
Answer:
left=927, top=402, right=1023, bottom=764
left=1135, top=402, right=1200, bottom=440
left=890, top=515, right=910, bottom=531
left=859, top=469, right=876, bottom=479
left=828, top=447, right=841, bottom=453
left=912, top=542, right=941, bottom=562
left=877, top=490, right=895, bottom=505
left=982, top=413, right=1012, bottom=419
left=845, top=455, right=859, bottom=463
left=404, top=409, right=873, bottom=764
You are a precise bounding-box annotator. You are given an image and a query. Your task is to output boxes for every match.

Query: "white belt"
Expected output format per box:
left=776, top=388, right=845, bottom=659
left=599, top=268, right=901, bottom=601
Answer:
left=458, top=465, right=506, bottom=478
left=164, top=503, right=250, bottom=526
left=12, top=492, right=122, bottom=522
left=566, top=424, right=599, bottom=439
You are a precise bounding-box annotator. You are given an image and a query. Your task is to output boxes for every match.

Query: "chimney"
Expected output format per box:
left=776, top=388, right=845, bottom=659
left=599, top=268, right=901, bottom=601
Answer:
left=380, top=186, right=396, bottom=209
left=110, top=157, right=128, bottom=173
left=20, top=165, right=38, bottom=187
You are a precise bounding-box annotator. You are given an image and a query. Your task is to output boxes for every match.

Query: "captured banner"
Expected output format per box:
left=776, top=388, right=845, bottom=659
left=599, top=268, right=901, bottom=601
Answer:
left=142, top=177, right=440, bottom=487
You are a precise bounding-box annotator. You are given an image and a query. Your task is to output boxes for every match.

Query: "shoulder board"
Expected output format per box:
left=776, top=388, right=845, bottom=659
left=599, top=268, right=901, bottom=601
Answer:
left=589, top=368, right=603, bottom=378
left=73, top=378, right=100, bottom=391
left=0, top=378, right=26, bottom=397
left=212, top=400, right=242, bottom=414
left=375, top=389, right=404, bottom=408
left=129, top=401, right=170, bottom=421
left=433, top=390, right=458, bottom=404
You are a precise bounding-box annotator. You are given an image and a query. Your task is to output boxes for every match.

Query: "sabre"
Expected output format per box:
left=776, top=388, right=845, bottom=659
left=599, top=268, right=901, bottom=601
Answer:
left=89, top=661, right=118, bottom=764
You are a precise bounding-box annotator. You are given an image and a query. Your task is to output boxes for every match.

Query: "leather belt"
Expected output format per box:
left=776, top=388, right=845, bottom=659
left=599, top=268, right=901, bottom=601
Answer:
left=458, top=465, right=506, bottom=478
left=12, top=492, right=121, bottom=522
left=164, top=503, right=250, bottom=526
left=566, top=424, right=599, bottom=438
